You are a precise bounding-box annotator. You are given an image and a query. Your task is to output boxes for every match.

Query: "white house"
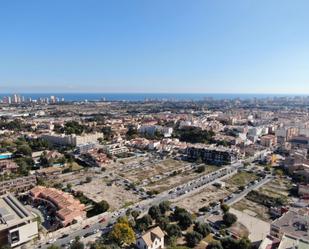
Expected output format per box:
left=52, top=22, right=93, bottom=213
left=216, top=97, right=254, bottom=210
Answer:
left=136, top=226, right=165, bottom=249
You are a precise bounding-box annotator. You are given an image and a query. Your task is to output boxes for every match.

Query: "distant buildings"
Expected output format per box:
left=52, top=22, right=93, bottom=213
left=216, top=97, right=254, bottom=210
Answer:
left=138, top=125, right=173, bottom=138
left=102, top=143, right=129, bottom=156
left=0, top=193, right=38, bottom=247
left=260, top=135, right=277, bottom=148
left=41, top=132, right=103, bottom=147
left=0, top=94, right=64, bottom=104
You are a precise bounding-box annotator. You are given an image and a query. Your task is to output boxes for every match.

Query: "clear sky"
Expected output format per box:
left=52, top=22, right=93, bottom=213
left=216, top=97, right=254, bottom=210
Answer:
left=0, top=0, right=308, bottom=94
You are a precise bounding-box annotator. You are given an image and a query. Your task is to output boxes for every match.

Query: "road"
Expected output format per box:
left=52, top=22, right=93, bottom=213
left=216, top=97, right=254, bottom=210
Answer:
left=225, top=175, right=273, bottom=206
left=196, top=174, right=273, bottom=224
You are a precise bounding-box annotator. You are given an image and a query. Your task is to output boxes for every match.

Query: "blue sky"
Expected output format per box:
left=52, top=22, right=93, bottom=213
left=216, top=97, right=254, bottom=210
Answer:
left=0, top=0, right=308, bottom=93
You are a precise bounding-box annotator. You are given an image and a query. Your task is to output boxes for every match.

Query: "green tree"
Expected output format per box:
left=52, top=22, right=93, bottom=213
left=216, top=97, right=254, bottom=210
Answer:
left=131, top=210, right=141, bottom=220
left=196, top=165, right=206, bottom=173
left=39, top=153, right=50, bottom=167
left=148, top=205, right=162, bottom=220
left=16, top=144, right=32, bottom=156
left=47, top=245, right=60, bottom=249
left=223, top=213, right=237, bottom=227
left=94, top=200, right=110, bottom=214
left=159, top=201, right=171, bottom=214
left=69, top=236, right=84, bottom=249
left=178, top=212, right=193, bottom=230
left=185, top=231, right=203, bottom=247
left=136, top=214, right=152, bottom=231
left=64, top=121, right=85, bottom=135
left=221, top=204, right=230, bottom=213
left=193, top=222, right=211, bottom=237
left=157, top=216, right=170, bottom=230
left=165, top=224, right=182, bottom=238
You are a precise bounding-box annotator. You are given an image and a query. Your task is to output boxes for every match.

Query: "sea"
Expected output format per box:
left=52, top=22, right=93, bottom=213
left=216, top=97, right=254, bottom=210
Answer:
left=0, top=93, right=304, bottom=102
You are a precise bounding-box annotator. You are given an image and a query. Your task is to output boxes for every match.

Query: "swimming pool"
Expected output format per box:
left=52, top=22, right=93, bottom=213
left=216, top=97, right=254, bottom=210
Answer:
left=0, top=153, right=13, bottom=160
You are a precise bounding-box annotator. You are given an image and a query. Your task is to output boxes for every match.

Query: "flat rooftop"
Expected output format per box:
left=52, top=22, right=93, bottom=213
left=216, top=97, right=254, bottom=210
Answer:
left=0, top=194, right=34, bottom=230
left=272, top=210, right=309, bottom=240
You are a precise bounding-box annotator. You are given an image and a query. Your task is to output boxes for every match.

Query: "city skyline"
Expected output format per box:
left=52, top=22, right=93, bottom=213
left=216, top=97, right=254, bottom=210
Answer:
left=1, top=0, right=309, bottom=94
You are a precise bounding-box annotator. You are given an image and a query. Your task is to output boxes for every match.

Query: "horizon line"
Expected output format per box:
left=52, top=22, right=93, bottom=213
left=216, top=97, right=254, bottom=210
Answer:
left=1, top=92, right=309, bottom=95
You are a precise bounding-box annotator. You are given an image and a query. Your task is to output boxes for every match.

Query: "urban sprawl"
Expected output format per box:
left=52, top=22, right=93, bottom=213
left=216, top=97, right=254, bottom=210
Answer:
left=0, top=95, right=308, bottom=249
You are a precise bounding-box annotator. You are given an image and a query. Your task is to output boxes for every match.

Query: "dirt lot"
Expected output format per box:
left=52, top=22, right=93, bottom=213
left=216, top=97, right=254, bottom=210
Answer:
left=145, top=165, right=219, bottom=193
left=172, top=185, right=230, bottom=213
left=119, top=159, right=191, bottom=184
left=232, top=198, right=272, bottom=222
left=72, top=178, right=140, bottom=210
left=259, top=178, right=292, bottom=201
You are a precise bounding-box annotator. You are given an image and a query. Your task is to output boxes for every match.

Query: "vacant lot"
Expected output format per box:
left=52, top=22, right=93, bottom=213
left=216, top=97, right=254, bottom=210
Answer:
left=232, top=198, right=271, bottom=222
left=223, top=171, right=258, bottom=190
left=260, top=178, right=292, bottom=200
left=72, top=178, right=140, bottom=210
left=144, top=165, right=219, bottom=193
left=230, top=208, right=270, bottom=243
left=120, top=159, right=191, bottom=184
left=172, top=185, right=230, bottom=213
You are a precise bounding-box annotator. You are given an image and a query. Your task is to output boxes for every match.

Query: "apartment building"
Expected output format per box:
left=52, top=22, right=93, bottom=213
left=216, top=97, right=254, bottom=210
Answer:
left=187, top=145, right=239, bottom=165
left=260, top=135, right=277, bottom=148
left=41, top=132, right=103, bottom=147
left=102, top=143, right=129, bottom=156
left=270, top=210, right=309, bottom=241
left=0, top=194, right=38, bottom=248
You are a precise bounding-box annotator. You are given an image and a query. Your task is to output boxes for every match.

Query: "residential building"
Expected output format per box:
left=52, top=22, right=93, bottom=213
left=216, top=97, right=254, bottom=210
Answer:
left=187, top=145, right=239, bottom=165
left=41, top=132, right=103, bottom=147
left=260, top=135, right=277, bottom=148
left=0, top=160, right=19, bottom=175
left=29, top=186, right=86, bottom=227
left=270, top=210, right=309, bottom=241
left=139, top=125, right=173, bottom=138
left=102, top=143, right=129, bottom=156
left=0, top=194, right=38, bottom=248
left=136, top=226, right=165, bottom=249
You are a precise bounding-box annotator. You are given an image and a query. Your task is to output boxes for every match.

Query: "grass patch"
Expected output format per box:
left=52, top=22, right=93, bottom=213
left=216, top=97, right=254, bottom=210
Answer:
left=225, top=171, right=258, bottom=186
